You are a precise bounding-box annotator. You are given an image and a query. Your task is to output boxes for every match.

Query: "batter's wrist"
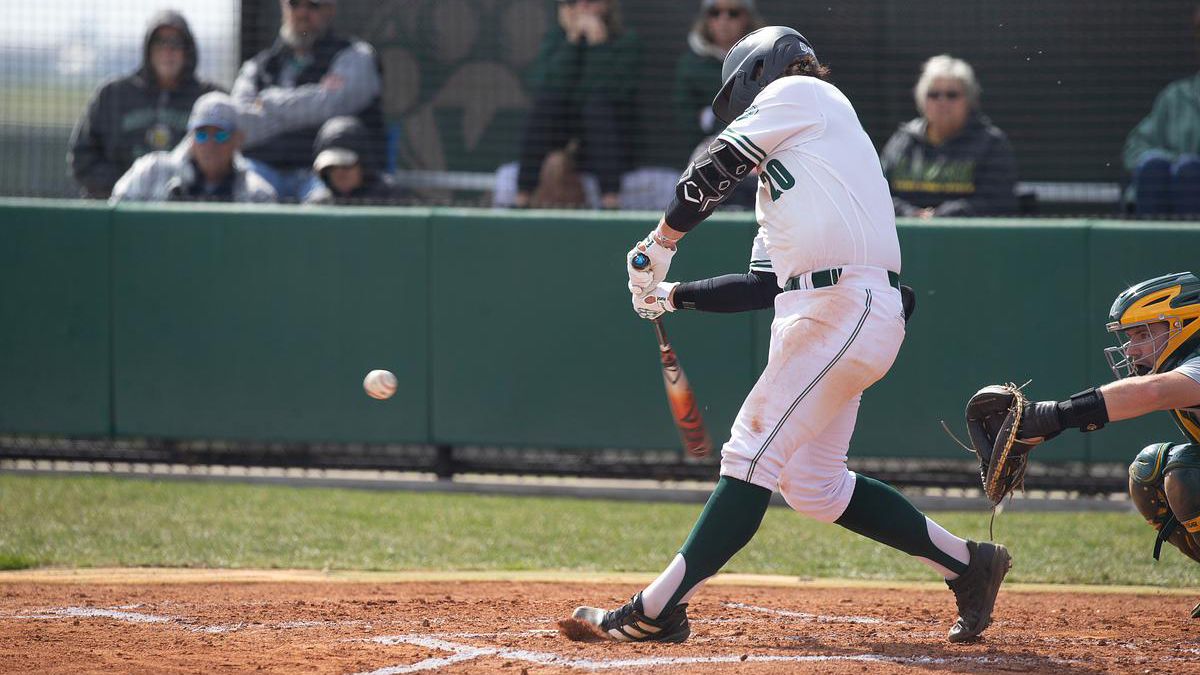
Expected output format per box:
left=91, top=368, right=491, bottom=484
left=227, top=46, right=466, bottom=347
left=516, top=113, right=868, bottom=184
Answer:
left=651, top=228, right=679, bottom=251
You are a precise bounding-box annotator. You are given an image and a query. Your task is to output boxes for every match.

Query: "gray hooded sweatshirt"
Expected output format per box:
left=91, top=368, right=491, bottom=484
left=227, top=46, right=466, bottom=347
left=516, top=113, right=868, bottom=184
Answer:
left=67, top=11, right=223, bottom=198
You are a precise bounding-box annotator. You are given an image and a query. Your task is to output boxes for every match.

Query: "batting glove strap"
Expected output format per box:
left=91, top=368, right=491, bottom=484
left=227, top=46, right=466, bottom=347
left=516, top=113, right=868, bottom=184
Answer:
left=633, top=282, right=678, bottom=320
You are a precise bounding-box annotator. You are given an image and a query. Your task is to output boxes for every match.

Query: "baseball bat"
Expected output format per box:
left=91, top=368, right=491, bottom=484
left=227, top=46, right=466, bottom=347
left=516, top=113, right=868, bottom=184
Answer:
left=631, top=252, right=712, bottom=458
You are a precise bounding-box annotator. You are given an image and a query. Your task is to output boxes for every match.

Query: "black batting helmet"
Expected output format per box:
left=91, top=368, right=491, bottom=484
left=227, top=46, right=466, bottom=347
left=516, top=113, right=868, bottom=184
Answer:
left=711, top=26, right=817, bottom=124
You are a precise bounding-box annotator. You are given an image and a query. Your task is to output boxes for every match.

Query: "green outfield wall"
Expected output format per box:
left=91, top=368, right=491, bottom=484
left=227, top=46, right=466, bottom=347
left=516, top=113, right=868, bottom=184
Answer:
left=1, top=198, right=1197, bottom=464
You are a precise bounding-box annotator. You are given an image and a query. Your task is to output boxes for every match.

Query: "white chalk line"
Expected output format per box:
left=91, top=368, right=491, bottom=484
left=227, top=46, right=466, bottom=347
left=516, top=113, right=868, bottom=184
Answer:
left=4, top=606, right=363, bottom=633
left=723, top=601, right=895, bottom=625
left=348, top=634, right=1075, bottom=674
left=0, top=602, right=1146, bottom=673
left=9, top=607, right=172, bottom=623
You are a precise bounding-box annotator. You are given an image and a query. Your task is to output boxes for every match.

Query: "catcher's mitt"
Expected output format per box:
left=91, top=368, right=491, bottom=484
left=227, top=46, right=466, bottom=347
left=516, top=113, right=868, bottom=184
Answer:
left=965, top=384, right=1040, bottom=504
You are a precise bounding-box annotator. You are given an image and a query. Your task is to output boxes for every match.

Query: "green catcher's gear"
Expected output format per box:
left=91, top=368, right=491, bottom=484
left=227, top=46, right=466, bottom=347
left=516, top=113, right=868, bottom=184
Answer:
left=1128, top=442, right=1200, bottom=565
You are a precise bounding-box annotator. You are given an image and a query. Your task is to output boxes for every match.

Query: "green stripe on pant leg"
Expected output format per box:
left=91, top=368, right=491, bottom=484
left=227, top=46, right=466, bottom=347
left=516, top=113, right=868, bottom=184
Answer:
left=664, top=476, right=773, bottom=610
left=834, top=474, right=968, bottom=575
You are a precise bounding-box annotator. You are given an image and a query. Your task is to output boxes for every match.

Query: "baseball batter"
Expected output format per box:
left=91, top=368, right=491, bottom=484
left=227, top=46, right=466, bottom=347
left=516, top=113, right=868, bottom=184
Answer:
left=973, top=272, right=1200, bottom=615
left=569, top=27, right=1010, bottom=644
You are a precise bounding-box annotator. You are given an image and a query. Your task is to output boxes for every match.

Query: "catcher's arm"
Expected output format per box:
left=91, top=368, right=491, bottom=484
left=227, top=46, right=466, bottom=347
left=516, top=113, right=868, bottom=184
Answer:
left=1097, top=372, right=1200, bottom=421
left=1016, top=387, right=1110, bottom=441
left=965, top=383, right=1111, bottom=503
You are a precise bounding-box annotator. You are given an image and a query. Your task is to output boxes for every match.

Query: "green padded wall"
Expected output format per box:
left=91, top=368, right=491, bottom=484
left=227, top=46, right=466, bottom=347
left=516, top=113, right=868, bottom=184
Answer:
left=3, top=197, right=1199, bottom=465
left=428, top=209, right=756, bottom=450
left=110, top=203, right=430, bottom=443
left=0, top=199, right=111, bottom=435
left=868, top=220, right=1093, bottom=460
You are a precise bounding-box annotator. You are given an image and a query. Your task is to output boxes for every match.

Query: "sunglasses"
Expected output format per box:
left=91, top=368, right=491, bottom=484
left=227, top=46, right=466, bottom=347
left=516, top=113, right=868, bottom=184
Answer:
left=926, top=90, right=963, bottom=101
left=151, top=36, right=186, bottom=50
left=194, top=130, right=231, bottom=144
left=707, top=7, right=745, bottom=18
left=287, top=0, right=323, bottom=10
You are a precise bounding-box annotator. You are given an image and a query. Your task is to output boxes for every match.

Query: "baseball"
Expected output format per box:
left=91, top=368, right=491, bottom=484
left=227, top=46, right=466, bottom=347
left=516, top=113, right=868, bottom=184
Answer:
left=363, top=369, right=397, bottom=400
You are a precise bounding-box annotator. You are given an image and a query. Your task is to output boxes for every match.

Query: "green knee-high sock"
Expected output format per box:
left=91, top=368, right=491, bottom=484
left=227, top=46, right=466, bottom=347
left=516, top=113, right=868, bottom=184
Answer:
left=834, top=474, right=968, bottom=576
left=662, top=476, right=773, bottom=610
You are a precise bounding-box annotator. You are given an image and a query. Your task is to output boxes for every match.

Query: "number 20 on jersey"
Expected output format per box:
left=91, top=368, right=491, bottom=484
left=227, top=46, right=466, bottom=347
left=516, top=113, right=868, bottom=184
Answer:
left=761, top=159, right=795, bottom=201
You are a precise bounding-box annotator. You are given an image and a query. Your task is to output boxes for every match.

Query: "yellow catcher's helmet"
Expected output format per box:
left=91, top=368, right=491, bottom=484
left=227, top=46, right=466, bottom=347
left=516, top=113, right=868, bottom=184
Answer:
left=1105, top=272, right=1200, bottom=379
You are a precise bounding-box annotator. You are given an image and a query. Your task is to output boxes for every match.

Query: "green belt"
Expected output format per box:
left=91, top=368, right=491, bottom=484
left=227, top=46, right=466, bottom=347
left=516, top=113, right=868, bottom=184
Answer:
left=784, top=268, right=900, bottom=291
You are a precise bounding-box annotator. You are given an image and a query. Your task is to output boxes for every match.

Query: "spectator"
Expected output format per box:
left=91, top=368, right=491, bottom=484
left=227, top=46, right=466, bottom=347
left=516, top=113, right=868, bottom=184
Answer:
left=673, top=0, right=762, bottom=158
left=111, top=92, right=276, bottom=203
left=514, top=0, right=641, bottom=209
left=1122, top=5, right=1200, bottom=216
left=304, top=116, right=404, bottom=204
left=67, top=11, right=221, bottom=199
left=231, top=0, right=383, bottom=200
left=880, top=54, right=1018, bottom=218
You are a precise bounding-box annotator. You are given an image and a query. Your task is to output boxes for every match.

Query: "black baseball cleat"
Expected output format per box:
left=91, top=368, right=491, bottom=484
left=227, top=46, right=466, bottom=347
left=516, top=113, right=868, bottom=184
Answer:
left=570, top=591, right=691, bottom=643
left=946, top=540, right=1012, bottom=643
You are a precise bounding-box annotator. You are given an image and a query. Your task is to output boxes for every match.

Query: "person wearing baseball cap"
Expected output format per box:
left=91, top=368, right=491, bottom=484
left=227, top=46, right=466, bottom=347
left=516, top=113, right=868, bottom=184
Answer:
left=110, top=92, right=276, bottom=203
left=304, top=116, right=404, bottom=204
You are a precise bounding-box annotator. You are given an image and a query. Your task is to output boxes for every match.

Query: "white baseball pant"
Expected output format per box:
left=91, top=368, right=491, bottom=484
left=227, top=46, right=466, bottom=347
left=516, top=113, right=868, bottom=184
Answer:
left=719, top=265, right=906, bottom=522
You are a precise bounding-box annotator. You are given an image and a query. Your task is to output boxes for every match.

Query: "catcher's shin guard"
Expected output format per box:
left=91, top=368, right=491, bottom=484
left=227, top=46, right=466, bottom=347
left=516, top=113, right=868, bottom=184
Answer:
left=570, top=591, right=691, bottom=643
left=946, top=540, right=1012, bottom=643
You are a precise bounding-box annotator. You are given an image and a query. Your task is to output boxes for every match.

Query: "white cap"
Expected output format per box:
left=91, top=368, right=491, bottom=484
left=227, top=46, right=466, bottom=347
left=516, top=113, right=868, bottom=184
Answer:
left=313, top=148, right=360, bottom=172
left=188, top=92, right=238, bottom=132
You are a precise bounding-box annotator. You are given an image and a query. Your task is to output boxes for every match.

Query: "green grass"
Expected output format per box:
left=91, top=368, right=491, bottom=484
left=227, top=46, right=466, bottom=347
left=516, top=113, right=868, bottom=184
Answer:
left=0, top=552, right=36, bottom=570
left=0, top=474, right=1196, bottom=587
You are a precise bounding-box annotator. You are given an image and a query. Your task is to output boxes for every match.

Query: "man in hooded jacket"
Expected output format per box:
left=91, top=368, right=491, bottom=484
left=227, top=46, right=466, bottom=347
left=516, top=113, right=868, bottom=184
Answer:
left=68, top=11, right=222, bottom=199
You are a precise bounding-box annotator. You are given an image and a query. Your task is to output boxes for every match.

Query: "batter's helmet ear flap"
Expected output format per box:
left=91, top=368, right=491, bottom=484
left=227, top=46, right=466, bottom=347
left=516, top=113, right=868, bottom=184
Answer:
left=712, top=78, right=737, bottom=125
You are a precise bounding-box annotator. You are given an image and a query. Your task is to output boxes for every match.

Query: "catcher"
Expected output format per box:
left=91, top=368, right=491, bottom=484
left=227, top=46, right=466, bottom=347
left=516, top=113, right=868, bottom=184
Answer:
left=966, top=271, right=1200, bottom=614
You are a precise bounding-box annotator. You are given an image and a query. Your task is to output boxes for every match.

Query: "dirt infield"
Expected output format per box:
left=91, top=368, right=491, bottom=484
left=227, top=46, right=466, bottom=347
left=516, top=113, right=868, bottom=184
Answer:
left=2, top=570, right=1199, bottom=674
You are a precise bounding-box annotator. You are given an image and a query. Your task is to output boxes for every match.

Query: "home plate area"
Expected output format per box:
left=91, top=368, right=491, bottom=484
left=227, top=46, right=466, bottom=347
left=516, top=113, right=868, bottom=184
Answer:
left=2, top=580, right=1199, bottom=674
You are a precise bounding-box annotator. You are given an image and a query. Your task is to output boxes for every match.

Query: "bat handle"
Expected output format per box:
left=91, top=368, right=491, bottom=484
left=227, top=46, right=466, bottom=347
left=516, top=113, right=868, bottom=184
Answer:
left=650, top=316, right=669, bottom=348
left=631, top=252, right=669, bottom=345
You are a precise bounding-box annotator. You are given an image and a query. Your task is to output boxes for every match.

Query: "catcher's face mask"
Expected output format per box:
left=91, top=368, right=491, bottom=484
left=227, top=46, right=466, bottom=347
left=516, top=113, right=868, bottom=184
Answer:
left=1105, top=274, right=1200, bottom=380
left=1105, top=320, right=1176, bottom=379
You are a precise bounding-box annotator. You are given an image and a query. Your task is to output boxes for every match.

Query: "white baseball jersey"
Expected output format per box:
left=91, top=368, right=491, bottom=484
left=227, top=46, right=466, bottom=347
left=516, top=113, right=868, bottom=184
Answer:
left=718, top=77, right=901, bottom=282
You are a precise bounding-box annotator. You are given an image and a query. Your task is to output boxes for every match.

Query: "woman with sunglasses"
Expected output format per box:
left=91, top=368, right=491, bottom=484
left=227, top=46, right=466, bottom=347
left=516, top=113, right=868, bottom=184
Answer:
left=673, top=0, right=762, bottom=161
left=880, top=54, right=1018, bottom=218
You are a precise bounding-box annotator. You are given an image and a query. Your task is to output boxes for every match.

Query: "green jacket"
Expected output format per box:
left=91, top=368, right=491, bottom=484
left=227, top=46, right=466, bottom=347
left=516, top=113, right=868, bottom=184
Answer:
left=672, top=48, right=723, bottom=159
left=1123, top=72, right=1200, bottom=171
left=526, top=26, right=640, bottom=105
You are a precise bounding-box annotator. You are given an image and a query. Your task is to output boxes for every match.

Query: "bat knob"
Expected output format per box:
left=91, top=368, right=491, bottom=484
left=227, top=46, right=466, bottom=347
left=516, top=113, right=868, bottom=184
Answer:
left=631, top=252, right=650, bottom=271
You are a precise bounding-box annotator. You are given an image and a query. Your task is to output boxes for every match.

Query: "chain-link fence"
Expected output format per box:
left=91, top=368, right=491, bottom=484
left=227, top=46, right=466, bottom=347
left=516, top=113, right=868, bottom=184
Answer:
left=2, top=0, right=1197, bottom=213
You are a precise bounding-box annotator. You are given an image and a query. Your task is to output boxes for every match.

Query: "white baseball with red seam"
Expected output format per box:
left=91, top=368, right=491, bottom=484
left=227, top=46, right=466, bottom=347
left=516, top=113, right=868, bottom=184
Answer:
left=363, top=369, right=397, bottom=400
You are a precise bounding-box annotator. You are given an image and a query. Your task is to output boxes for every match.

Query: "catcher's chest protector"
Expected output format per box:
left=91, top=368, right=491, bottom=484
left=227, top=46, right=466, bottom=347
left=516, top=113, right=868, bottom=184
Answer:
left=1171, top=408, right=1200, bottom=444
left=1129, top=443, right=1200, bottom=564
